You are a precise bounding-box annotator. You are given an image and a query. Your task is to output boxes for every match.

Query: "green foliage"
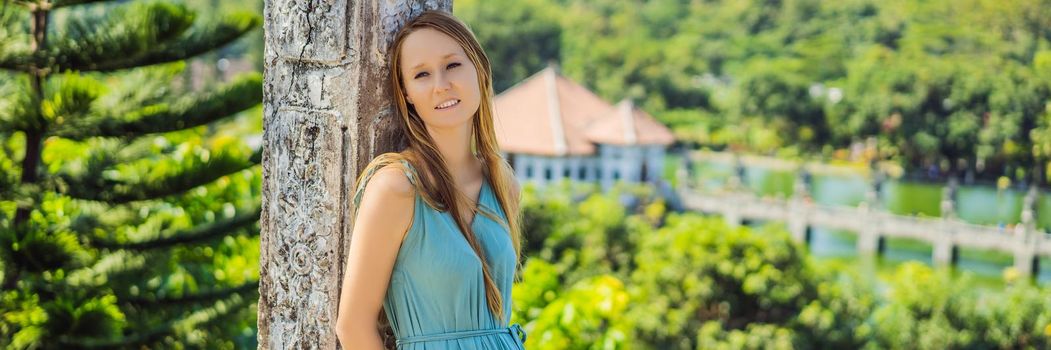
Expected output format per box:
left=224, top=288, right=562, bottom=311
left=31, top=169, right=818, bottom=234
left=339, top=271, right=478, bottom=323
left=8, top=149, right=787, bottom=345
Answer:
left=0, top=0, right=262, bottom=348
left=696, top=321, right=794, bottom=350
left=463, top=1, right=1051, bottom=346
left=513, top=185, right=1051, bottom=349
left=870, top=262, right=1051, bottom=349
left=628, top=214, right=827, bottom=349
left=519, top=181, right=659, bottom=285
left=733, top=57, right=828, bottom=150
left=51, top=72, right=263, bottom=140
left=454, top=0, right=562, bottom=93
left=513, top=260, right=634, bottom=350
left=460, top=0, right=1051, bottom=180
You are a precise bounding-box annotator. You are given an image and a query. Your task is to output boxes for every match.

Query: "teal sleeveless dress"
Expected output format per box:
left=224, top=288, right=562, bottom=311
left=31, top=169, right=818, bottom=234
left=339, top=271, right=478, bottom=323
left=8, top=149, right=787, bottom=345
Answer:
left=355, top=159, right=526, bottom=349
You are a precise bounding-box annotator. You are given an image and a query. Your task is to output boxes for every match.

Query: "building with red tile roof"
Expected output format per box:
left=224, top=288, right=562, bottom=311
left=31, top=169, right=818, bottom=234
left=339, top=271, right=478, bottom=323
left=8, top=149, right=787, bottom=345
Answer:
left=493, top=65, right=675, bottom=189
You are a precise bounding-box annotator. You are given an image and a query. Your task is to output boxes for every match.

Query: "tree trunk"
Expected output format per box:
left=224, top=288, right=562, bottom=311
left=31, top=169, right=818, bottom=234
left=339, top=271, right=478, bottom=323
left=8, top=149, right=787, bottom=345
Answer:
left=259, top=1, right=452, bottom=348
left=14, top=8, right=49, bottom=226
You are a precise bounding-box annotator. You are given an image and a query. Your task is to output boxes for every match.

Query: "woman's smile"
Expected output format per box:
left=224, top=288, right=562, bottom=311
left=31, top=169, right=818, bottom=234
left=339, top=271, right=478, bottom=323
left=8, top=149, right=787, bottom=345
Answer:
left=435, top=99, right=461, bottom=110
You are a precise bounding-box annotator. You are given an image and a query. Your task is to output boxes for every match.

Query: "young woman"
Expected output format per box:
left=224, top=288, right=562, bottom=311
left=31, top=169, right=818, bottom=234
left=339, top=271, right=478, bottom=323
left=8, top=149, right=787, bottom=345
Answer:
left=335, top=10, right=526, bottom=350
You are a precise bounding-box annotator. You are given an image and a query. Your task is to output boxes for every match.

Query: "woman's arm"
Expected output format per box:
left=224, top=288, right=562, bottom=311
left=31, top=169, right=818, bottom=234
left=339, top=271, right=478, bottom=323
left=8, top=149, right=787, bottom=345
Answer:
left=335, top=166, right=415, bottom=349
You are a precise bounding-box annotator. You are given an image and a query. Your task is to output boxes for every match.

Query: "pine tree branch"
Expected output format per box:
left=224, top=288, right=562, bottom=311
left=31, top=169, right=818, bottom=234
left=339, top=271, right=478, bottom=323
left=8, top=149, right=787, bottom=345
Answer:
left=57, top=291, right=251, bottom=348
left=92, top=202, right=260, bottom=250
left=121, top=280, right=258, bottom=307
left=49, top=73, right=262, bottom=140
left=65, top=250, right=149, bottom=288
left=67, top=201, right=138, bottom=238
left=0, top=77, right=35, bottom=132
left=3, top=0, right=112, bottom=9
left=0, top=2, right=194, bottom=72
left=79, top=12, right=261, bottom=72
left=249, top=143, right=262, bottom=164
left=58, top=151, right=258, bottom=203
left=51, top=0, right=111, bottom=8
left=2, top=1, right=33, bottom=9
left=0, top=45, right=32, bottom=73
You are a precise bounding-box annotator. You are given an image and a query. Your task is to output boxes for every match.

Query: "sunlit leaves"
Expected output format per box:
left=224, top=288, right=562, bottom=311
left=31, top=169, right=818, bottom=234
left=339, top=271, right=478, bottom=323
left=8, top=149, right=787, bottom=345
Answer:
left=0, top=0, right=262, bottom=346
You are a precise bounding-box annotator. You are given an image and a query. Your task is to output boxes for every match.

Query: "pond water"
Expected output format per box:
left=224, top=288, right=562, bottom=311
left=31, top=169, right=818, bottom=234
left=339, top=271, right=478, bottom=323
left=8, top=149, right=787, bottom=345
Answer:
left=682, top=156, right=1051, bottom=288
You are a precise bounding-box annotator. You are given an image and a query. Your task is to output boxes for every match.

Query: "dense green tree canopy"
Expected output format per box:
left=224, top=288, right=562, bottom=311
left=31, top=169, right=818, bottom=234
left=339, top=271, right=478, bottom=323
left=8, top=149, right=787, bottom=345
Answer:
left=0, top=0, right=262, bottom=347
left=512, top=183, right=1051, bottom=349
left=459, top=0, right=1051, bottom=182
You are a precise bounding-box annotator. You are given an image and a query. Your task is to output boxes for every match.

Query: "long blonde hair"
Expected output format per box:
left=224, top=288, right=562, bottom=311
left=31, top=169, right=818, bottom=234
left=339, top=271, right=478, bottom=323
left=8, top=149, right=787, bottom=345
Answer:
left=351, top=10, right=523, bottom=337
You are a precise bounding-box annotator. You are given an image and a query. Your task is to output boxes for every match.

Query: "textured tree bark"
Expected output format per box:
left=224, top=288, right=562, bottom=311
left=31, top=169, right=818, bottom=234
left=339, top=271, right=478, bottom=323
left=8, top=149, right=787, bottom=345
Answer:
left=259, top=1, right=452, bottom=348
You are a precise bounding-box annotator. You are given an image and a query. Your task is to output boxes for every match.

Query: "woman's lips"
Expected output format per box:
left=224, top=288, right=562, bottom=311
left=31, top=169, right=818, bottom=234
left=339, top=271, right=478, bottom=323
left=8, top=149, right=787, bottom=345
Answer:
left=435, top=99, right=461, bottom=110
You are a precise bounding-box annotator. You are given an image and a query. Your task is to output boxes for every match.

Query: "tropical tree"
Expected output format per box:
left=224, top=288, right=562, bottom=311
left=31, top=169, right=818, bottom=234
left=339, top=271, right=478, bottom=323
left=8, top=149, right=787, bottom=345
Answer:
left=454, top=0, right=562, bottom=93
left=0, top=1, right=261, bottom=347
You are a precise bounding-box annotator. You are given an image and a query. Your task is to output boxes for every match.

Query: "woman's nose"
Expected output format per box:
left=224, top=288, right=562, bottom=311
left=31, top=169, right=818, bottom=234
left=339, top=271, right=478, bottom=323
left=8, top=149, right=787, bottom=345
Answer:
left=433, top=73, right=452, bottom=93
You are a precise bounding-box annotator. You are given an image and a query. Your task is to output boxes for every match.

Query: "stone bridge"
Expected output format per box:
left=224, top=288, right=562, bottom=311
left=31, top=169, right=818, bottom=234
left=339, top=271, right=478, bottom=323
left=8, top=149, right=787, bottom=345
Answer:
left=676, top=153, right=1050, bottom=277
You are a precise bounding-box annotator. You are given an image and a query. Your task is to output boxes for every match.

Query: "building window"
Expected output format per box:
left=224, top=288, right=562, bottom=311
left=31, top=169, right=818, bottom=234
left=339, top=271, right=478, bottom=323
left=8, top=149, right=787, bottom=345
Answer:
left=545, top=167, right=552, bottom=180
left=578, top=166, right=586, bottom=180
left=641, top=160, right=649, bottom=181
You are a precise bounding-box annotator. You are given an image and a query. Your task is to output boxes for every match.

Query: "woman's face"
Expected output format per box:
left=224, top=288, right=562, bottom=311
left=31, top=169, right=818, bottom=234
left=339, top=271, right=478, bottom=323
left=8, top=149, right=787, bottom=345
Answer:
left=399, top=28, right=481, bottom=131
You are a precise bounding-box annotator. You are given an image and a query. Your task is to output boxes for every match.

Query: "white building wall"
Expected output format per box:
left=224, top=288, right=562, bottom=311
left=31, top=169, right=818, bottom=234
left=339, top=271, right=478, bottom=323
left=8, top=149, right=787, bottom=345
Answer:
left=567, top=156, right=582, bottom=181
left=645, top=145, right=666, bottom=182
left=525, top=155, right=539, bottom=184
left=551, top=157, right=565, bottom=184
left=623, top=146, right=641, bottom=182
left=585, top=157, right=598, bottom=182
left=513, top=153, right=528, bottom=183
left=600, top=144, right=616, bottom=190
left=539, top=156, right=554, bottom=185
left=510, top=145, right=667, bottom=188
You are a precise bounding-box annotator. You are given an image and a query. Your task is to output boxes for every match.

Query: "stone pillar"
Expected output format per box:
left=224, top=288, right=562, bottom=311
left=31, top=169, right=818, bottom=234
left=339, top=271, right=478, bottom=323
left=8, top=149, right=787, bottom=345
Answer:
left=1013, top=223, right=1038, bottom=276
left=1013, top=185, right=1040, bottom=276
left=727, top=153, right=745, bottom=191
left=932, top=228, right=957, bottom=267
left=933, top=177, right=962, bottom=264
left=724, top=209, right=742, bottom=228
left=857, top=188, right=883, bottom=255
left=856, top=218, right=882, bottom=254
left=723, top=194, right=742, bottom=228
left=940, top=177, right=958, bottom=220
left=788, top=167, right=810, bottom=244
left=259, top=1, right=451, bottom=349
left=934, top=181, right=959, bottom=267
left=787, top=207, right=809, bottom=244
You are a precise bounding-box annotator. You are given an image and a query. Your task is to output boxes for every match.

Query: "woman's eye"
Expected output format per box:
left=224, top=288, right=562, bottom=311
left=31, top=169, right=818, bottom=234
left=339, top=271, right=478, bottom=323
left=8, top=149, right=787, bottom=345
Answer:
left=413, top=71, right=429, bottom=79
left=447, top=62, right=461, bottom=69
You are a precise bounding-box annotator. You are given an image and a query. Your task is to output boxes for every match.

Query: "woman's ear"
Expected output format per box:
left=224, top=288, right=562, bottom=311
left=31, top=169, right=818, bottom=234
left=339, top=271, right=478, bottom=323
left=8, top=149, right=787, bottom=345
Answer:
left=404, top=94, right=413, bottom=105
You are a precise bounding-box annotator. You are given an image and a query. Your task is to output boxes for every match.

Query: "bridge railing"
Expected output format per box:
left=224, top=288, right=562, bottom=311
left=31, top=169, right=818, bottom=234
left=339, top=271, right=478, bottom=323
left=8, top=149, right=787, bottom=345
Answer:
left=674, top=151, right=1050, bottom=276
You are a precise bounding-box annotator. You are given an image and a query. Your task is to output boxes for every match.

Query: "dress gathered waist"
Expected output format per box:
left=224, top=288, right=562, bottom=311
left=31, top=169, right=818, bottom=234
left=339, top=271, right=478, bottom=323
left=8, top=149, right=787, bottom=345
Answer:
left=395, top=323, right=527, bottom=348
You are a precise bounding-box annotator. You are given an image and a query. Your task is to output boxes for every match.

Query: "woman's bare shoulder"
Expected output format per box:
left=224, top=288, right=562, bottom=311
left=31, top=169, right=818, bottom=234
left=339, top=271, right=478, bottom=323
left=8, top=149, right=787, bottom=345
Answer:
left=362, top=164, right=415, bottom=200
left=353, top=163, right=416, bottom=245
